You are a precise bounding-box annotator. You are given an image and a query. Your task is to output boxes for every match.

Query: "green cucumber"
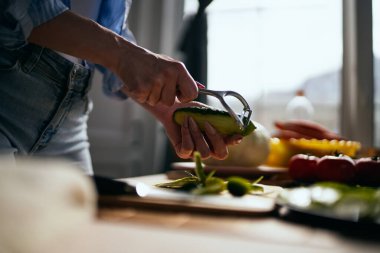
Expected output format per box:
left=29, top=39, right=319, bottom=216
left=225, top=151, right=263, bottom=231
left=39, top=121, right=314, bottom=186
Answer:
left=173, top=106, right=255, bottom=136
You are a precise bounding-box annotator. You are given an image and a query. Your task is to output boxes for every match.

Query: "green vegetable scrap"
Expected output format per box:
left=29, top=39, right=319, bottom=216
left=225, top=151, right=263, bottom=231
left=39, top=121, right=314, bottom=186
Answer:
left=156, top=152, right=265, bottom=197
left=194, top=151, right=207, bottom=185
left=155, top=176, right=200, bottom=190
left=192, top=177, right=226, bottom=195
left=227, top=176, right=264, bottom=197
left=191, top=151, right=225, bottom=195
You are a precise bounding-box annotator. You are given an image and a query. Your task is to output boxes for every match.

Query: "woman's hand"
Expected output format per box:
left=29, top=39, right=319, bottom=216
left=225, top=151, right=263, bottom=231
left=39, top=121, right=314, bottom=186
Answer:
left=115, top=44, right=198, bottom=106
left=144, top=101, right=242, bottom=160
left=273, top=119, right=342, bottom=140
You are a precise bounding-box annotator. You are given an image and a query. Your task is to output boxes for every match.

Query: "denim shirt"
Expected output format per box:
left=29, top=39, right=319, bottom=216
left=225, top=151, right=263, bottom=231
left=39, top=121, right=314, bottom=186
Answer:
left=0, top=0, right=135, bottom=99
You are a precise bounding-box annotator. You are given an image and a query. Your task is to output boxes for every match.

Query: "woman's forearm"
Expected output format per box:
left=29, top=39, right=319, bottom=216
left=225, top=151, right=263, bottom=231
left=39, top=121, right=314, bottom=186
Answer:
left=28, top=10, right=198, bottom=106
left=27, top=10, right=134, bottom=72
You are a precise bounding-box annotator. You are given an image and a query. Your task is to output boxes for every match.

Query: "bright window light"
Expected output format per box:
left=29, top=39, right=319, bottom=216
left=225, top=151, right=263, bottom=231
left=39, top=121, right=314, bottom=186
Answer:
left=184, top=0, right=342, bottom=134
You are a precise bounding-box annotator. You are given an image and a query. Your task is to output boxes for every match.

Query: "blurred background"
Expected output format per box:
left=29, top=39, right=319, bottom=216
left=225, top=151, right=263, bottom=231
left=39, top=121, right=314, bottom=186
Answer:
left=87, top=0, right=379, bottom=178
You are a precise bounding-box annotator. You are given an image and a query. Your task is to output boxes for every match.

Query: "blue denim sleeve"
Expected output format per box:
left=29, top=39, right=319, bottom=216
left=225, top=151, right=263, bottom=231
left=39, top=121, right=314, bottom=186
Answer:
left=0, top=0, right=68, bottom=50
left=97, top=0, right=135, bottom=100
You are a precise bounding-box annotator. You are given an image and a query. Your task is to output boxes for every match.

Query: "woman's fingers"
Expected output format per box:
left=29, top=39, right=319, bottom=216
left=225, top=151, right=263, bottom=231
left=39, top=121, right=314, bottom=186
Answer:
left=274, top=120, right=342, bottom=140
left=146, top=80, right=164, bottom=106
left=273, top=129, right=308, bottom=140
left=274, top=120, right=325, bottom=137
left=117, top=46, right=198, bottom=107
left=175, top=63, right=198, bottom=103
left=175, top=117, right=239, bottom=160
left=204, top=122, right=228, bottom=160
left=188, top=118, right=210, bottom=159
left=159, top=78, right=177, bottom=106
left=176, top=117, right=194, bottom=159
left=224, top=135, right=243, bottom=146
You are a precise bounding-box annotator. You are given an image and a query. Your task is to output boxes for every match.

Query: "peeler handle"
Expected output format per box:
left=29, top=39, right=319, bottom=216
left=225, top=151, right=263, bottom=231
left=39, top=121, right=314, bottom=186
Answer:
left=196, top=81, right=206, bottom=89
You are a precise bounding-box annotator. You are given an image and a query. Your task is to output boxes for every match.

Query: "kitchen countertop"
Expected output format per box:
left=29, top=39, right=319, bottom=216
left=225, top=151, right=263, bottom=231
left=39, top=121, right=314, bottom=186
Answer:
left=91, top=174, right=380, bottom=253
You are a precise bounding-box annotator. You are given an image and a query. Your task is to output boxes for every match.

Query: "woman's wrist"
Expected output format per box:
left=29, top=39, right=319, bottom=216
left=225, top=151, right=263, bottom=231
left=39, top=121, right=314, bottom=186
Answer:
left=106, top=38, right=147, bottom=76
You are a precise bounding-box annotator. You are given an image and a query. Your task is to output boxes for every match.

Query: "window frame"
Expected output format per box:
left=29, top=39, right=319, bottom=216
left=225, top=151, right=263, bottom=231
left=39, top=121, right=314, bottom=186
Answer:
left=342, top=0, right=374, bottom=147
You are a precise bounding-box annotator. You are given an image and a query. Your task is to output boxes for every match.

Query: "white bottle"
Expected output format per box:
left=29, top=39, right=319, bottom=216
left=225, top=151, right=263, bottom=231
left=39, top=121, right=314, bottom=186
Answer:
left=286, top=89, right=314, bottom=120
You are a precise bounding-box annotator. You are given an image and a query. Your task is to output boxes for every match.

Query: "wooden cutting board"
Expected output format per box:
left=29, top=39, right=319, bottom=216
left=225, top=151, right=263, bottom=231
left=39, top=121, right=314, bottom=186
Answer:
left=98, top=174, right=283, bottom=216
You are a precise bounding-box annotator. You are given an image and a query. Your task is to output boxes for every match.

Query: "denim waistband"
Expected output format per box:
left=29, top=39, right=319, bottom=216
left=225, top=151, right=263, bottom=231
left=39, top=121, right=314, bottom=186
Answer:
left=18, top=44, right=91, bottom=94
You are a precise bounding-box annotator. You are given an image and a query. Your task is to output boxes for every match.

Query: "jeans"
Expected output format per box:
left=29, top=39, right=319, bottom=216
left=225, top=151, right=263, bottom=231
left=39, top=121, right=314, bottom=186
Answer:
left=0, top=44, right=93, bottom=174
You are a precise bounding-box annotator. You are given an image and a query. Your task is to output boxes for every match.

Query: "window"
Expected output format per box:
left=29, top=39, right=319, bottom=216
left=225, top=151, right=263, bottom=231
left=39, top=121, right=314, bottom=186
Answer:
left=184, top=0, right=342, bottom=134
left=374, top=0, right=380, bottom=147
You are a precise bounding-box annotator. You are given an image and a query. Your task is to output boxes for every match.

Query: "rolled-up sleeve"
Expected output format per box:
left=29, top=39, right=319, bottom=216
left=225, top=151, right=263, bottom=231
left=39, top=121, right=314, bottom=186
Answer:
left=0, top=0, right=68, bottom=50
left=98, top=0, right=135, bottom=100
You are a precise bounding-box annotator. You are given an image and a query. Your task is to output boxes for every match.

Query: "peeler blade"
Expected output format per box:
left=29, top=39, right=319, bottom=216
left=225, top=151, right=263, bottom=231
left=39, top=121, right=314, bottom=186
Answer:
left=197, top=82, right=252, bottom=130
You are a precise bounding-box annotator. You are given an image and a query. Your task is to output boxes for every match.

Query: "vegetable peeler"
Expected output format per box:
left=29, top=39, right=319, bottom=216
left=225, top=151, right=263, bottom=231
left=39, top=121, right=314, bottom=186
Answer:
left=197, top=82, right=252, bottom=131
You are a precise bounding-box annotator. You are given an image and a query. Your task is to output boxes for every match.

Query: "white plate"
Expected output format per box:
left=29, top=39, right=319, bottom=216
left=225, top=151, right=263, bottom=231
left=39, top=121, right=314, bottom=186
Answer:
left=171, top=162, right=288, bottom=177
